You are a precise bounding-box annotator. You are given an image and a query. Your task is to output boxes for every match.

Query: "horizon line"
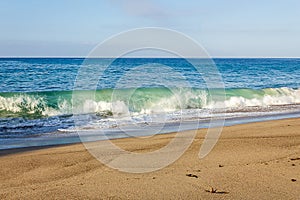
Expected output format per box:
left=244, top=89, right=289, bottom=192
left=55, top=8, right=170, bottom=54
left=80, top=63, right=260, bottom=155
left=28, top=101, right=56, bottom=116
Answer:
left=0, top=56, right=299, bottom=59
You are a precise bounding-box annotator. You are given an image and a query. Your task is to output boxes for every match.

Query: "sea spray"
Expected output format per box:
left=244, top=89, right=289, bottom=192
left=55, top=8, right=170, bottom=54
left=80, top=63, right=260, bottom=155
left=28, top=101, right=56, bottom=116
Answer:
left=0, top=87, right=299, bottom=119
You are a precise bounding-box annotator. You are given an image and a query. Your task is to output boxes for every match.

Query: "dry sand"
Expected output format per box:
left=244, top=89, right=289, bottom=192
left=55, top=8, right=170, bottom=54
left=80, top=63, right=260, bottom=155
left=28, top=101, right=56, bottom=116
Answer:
left=0, top=118, right=300, bottom=199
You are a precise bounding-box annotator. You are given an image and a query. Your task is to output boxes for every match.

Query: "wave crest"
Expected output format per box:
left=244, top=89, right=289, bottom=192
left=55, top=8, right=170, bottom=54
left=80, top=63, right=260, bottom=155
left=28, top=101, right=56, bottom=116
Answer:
left=0, top=87, right=299, bottom=118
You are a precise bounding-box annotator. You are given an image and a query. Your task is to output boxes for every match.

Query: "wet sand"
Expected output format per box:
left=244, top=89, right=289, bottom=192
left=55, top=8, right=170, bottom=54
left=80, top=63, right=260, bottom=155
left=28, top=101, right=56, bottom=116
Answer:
left=1, top=118, right=300, bottom=199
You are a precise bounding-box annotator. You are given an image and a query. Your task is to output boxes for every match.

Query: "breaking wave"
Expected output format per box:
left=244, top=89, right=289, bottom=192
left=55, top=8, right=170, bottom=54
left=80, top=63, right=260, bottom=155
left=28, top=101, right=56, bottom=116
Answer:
left=0, top=87, right=299, bottom=119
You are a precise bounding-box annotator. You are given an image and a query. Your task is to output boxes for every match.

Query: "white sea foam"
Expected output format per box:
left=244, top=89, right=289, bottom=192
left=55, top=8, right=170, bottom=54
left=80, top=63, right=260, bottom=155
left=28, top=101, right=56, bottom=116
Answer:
left=222, top=87, right=300, bottom=109
left=0, top=88, right=299, bottom=119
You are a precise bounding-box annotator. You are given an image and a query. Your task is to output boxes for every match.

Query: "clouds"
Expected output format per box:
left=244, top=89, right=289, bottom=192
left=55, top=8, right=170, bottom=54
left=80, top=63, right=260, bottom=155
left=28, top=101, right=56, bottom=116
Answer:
left=1, top=0, right=300, bottom=57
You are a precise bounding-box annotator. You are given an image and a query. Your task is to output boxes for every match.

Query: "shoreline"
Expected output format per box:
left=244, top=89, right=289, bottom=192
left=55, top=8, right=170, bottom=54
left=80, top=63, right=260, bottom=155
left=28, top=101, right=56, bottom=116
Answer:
left=1, top=118, right=300, bottom=199
left=1, top=110, right=300, bottom=152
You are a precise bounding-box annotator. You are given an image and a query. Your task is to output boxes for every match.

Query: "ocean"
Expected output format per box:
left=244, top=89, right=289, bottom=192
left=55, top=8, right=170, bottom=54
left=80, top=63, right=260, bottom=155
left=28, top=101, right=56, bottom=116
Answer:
left=1, top=58, right=300, bottom=149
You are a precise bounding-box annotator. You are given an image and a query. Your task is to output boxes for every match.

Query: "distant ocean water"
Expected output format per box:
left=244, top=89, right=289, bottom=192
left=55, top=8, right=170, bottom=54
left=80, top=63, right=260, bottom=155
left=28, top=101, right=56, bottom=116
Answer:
left=0, top=58, right=300, bottom=149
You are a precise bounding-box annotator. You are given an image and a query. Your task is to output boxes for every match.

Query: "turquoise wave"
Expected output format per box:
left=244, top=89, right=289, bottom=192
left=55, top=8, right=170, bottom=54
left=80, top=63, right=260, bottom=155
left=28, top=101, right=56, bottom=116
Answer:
left=0, top=87, right=299, bottom=119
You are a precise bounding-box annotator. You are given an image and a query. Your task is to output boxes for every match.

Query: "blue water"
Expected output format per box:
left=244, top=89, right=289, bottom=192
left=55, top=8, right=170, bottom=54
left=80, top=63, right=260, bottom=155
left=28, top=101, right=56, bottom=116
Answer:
left=1, top=58, right=300, bottom=92
left=0, top=58, right=300, bottom=149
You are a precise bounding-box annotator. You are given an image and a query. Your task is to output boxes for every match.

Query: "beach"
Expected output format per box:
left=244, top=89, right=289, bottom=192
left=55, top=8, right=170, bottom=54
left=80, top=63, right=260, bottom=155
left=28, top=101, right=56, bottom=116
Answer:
left=1, top=118, right=299, bottom=199
left=1, top=0, right=300, bottom=199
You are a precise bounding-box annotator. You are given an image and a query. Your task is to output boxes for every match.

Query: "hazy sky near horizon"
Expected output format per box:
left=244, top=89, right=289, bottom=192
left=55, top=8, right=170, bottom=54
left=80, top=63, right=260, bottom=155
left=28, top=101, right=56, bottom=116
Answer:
left=0, top=0, right=299, bottom=57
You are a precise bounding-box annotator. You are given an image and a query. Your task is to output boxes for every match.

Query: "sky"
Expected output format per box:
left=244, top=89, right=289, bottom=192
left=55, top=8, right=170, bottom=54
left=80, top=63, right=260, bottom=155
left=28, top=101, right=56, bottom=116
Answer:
left=0, top=0, right=300, bottom=57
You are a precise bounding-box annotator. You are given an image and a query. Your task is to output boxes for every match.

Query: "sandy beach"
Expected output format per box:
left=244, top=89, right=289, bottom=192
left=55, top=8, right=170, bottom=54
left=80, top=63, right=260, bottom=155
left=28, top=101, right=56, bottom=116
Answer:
left=0, top=118, right=300, bottom=199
